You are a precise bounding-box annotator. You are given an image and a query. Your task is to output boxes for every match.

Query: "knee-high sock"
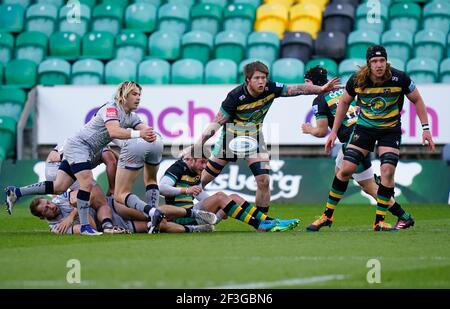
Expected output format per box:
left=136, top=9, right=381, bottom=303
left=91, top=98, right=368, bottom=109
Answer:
left=376, top=184, right=394, bottom=224
left=77, top=190, right=90, bottom=226
left=223, top=201, right=260, bottom=229
left=17, top=181, right=54, bottom=197
left=324, top=176, right=349, bottom=218
left=145, top=184, right=160, bottom=208
left=240, top=201, right=272, bottom=221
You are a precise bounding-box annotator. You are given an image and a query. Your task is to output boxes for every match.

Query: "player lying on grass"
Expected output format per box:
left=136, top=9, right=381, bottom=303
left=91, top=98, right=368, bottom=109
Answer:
left=29, top=190, right=217, bottom=234
left=160, top=146, right=300, bottom=232
left=301, top=66, right=415, bottom=232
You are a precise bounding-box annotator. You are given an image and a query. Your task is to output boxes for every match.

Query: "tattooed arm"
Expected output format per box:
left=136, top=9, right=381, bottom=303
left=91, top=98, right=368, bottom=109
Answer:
left=197, top=111, right=230, bottom=145
left=282, top=77, right=341, bottom=97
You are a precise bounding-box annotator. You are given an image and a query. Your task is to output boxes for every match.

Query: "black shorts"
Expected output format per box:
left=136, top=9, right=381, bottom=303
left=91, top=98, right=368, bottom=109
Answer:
left=212, top=132, right=269, bottom=162
left=349, top=125, right=401, bottom=152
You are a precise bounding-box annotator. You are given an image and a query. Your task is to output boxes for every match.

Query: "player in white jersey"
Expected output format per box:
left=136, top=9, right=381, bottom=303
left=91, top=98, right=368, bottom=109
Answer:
left=5, top=81, right=163, bottom=236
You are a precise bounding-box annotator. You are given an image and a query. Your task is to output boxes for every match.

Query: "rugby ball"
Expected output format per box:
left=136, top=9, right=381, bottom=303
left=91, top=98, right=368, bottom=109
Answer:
left=229, top=136, right=258, bottom=156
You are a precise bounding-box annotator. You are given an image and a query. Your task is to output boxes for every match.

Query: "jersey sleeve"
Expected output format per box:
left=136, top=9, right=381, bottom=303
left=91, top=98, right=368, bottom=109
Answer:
left=268, top=80, right=287, bottom=97
left=345, top=74, right=357, bottom=98
left=99, top=105, right=119, bottom=123
left=163, top=162, right=184, bottom=183
left=400, top=71, right=416, bottom=95
left=130, top=112, right=143, bottom=129
left=312, top=96, right=329, bottom=120
left=220, top=93, right=237, bottom=118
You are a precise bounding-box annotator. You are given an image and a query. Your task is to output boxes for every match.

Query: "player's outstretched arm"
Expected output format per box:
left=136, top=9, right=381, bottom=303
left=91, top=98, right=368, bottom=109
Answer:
left=283, top=77, right=341, bottom=96
left=105, top=121, right=156, bottom=142
left=301, top=119, right=328, bottom=138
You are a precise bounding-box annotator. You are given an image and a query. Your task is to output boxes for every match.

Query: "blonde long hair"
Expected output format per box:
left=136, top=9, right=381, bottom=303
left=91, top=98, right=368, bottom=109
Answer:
left=114, top=81, right=142, bottom=107
left=355, top=62, right=392, bottom=90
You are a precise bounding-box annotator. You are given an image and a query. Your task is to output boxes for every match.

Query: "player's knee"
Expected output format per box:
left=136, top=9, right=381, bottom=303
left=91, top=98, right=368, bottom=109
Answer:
left=249, top=161, right=270, bottom=177
left=214, top=192, right=228, bottom=200
left=380, top=152, right=399, bottom=167
left=255, top=174, right=270, bottom=188
left=343, top=148, right=365, bottom=166
left=380, top=164, right=396, bottom=181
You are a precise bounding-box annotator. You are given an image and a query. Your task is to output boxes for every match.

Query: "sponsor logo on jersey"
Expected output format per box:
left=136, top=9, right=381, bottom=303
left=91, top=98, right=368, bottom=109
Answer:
left=106, top=107, right=118, bottom=118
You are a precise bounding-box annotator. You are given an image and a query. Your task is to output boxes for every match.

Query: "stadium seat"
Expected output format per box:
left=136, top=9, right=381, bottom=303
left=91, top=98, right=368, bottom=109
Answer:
left=238, top=58, right=271, bottom=83
left=71, top=59, right=104, bottom=85
left=37, top=0, right=65, bottom=8
left=157, top=3, right=190, bottom=36
left=181, top=30, right=214, bottom=65
left=223, top=3, right=256, bottom=36
left=49, top=32, right=81, bottom=60
left=5, top=59, right=37, bottom=88
left=323, top=2, right=355, bottom=34
left=171, top=59, right=204, bottom=84
left=148, top=30, right=181, bottom=61
left=254, top=4, right=288, bottom=38
left=168, top=0, right=196, bottom=6
left=115, top=30, right=147, bottom=63
left=82, top=32, right=115, bottom=60
left=314, top=31, right=347, bottom=62
left=2, top=0, right=30, bottom=10
left=200, top=0, right=228, bottom=9
left=214, top=30, right=247, bottom=64
left=439, top=58, right=450, bottom=83
left=133, top=0, right=162, bottom=6
left=105, top=58, right=138, bottom=85
left=414, top=29, right=446, bottom=63
left=271, top=58, right=304, bottom=84
left=124, top=3, right=157, bottom=33
left=0, top=88, right=26, bottom=122
left=102, top=0, right=129, bottom=9
left=264, top=0, right=294, bottom=9
left=338, top=58, right=365, bottom=84
left=406, top=57, right=439, bottom=84
left=190, top=3, right=223, bottom=36
left=92, top=3, right=124, bottom=35
left=381, top=30, right=414, bottom=62
left=423, top=0, right=450, bottom=32
left=15, top=32, right=47, bottom=65
left=0, top=4, right=25, bottom=33
left=0, top=116, right=17, bottom=160
left=79, top=0, right=97, bottom=8
left=347, top=30, right=380, bottom=59
left=354, top=1, right=388, bottom=34
left=280, top=31, right=313, bottom=64
left=288, top=3, right=322, bottom=39
left=388, top=58, right=405, bottom=71
left=0, top=32, right=14, bottom=66
left=58, top=3, right=91, bottom=37
left=331, top=0, right=359, bottom=6
left=0, top=63, right=3, bottom=84
left=247, top=31, right=280, bottom=64
left=389, top=2, right=421, bottom=33
left=205, top=59, right=238, bottom=84
left=232, top=0, right=261, bottom=9
left=306, top=58, right=338, bottom=79
left=38, top=58, right=71, bottom=85
left=25, top=3, right=58, bottom=37
left=138, top=59, right=171, bottom=84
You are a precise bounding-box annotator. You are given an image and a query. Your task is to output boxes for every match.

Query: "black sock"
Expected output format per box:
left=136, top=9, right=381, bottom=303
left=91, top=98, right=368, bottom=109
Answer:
left=389, top=202, right=410, bottom=220
left=101, top=218, right=113, bottom=229
left=325, top=176, right=349, bottom=218
left=376, top=184, right=394, bottom=224
left=184, top=208, right=193, bottom=218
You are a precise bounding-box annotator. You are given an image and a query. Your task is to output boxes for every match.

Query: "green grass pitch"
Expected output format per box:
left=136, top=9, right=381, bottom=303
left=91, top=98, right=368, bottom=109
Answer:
left=0, top=203, right=449, bottom=288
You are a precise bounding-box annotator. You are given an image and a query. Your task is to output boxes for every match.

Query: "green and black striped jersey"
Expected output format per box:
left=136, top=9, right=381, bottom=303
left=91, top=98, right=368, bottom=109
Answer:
left=163, top=160, right=200, bottom=208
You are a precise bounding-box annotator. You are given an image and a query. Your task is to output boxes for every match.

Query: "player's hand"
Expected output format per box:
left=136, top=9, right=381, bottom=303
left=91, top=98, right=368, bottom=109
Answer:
left=186, top=186, right=203, bottom=196
left=140, top=127, right=156, bottom=142
left=321, top=77, right=341, bottom=93
left=55, top=217, right=73, bottom=234
left=325, top=131, right=337, bottom=155
left=422, top=130, right=435, bottom=152
left=301, top=123, right=312, bottom=134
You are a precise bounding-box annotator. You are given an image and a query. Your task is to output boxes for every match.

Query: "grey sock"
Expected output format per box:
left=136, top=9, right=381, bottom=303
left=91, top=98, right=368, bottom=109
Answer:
left=145, top=187, right=160, bottom=208
left=125, top=193, right=148, bottom=213
left=19, top=181, right=52, bottom=196
left=77, top=199, right=90, bottom=226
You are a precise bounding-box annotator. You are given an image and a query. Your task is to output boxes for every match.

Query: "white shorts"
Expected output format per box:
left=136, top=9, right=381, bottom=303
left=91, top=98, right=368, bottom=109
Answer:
left=335, top=148, right=373, bottom=182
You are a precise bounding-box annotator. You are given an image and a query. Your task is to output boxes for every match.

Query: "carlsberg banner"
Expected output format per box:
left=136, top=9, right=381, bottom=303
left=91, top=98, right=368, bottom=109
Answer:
left=1, top=159, right=449, bottom=204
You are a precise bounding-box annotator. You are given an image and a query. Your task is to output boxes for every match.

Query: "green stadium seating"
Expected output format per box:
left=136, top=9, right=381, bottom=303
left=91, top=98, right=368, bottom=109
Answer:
left=37, top=0, right=65, bottom=8
left=115, top=30, right=147, bottom=63
left=49, top=32, right=81, bottom=60
left=5, top=59, right=37, bottom=88
left=148, top=30, right=181, bottom=61
left=171, top=59, right=204, bottom=84
left=157, top=3, right=190, bottom=36
left=138, top=59, right=171, bottom=84
left=447, top=33, right=450, bottom=58
left=200, top=0, right=228, bottom=9
left=134, top=0, right=162, bottom=6
left=15, top=31, right=47, bottom=65
left=125, top=3, right=157, bottom=33
left=0, top=88, right=26, bottom=122
left=0, top=4, right=25, bottom=33
left=79, top=0, right=98, bottom=8
left=0, top=116, right=17, bottom=160
left=92, top=3, right=124, bottom=35
left=0, top=32, right=14, bottom=66
left=58, top=4, right=91, bottom=37
left=205, top=59, right=238, bottom=84
left=223, top=3, right=255, bottom=36
left=406, top=57, right=439, bottom=83
left=214, top=30, right=247, bottom=64
left=388, top=57, right=406, bottom=71
left=0, top=63, right=3, bottom=84
left=423, top=0, right=450, bottom=31
left=271, top=58, right=304, bottom=84
left=82, top=31, right=115, bottom=60
left=389, top=2, right=421, bottom=33
left=38, top=58, right=71, bottom=85
left=338, top=58, right=365, bottom=84
left=414, top=29, right=446, bottom=62
left=238, top=58, right=271, bottom=83
left=2, top=0, right=31, bottom=10
left=25, top=3, right=58, bottom=37
left=382, top=29, right=414, bottom=62
left=440, top=58, right=450, bottom=83
left=354, top=2, right=388, bottom=34
left=190, top=3, right=223, bottom=36
left=181, top=30, right=214, bottom=65
left=71, top=59, right=104, bottom=85
left=233, top=0, right=261, bottom=9
left=105, top=58, right=138, bottom=84
left=305, top=58, right=338, bottom=79
left=347, top=30, right=380, bottom=59
left=247, top=31, right=280, bottom=64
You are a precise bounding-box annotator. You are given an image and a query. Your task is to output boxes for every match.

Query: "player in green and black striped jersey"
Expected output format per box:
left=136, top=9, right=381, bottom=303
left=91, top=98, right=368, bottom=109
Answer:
left=324, top=45, right=435, bottom=231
